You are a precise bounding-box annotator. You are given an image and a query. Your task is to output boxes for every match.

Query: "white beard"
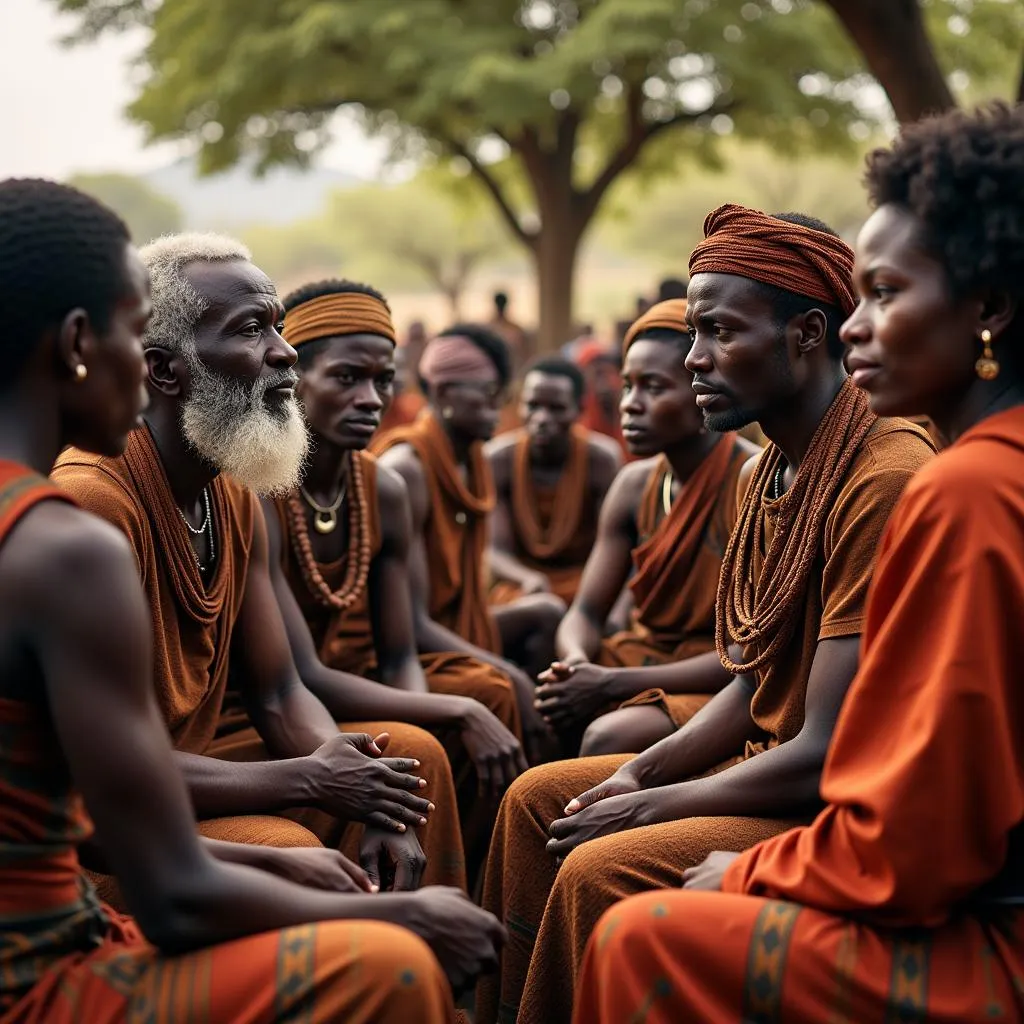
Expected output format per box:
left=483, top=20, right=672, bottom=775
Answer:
left=179, top=354, right=310, bottom=496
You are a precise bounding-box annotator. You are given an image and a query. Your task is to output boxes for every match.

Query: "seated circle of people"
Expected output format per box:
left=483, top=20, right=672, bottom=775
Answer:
left=476, top=204, right=937, bottom=1024
left=52, top=234, right=471, bottom=899
left=270, top=277, right=527, bottom=879
left=486, top=355, right=622, bottom=608
left=575, top=100, right=1024, bottom=1024
left=374, top=326, right=567, bottom=764
left=0, top=177, right=505, bottom=1024
left=536, top=298, right=760, bottom=756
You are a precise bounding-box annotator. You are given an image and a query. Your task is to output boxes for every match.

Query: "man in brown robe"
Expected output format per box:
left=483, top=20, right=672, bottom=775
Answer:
left=269, top=277, right=527, bottom=877
left=54, top=233, right=467, bottom=898
left=475, top=208, right=938, bottom=1024
left=486, top=356, right=621, bottom=607
left=375, top=326, right=567, bottom=763
left=535, top=300, right=759, bottom=756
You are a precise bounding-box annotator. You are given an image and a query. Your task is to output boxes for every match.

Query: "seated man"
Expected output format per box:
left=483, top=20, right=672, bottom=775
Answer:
left=54, top=234, right=466, bottom=899
left=376, top=327, right=566, bottom=762
left=536, top=299, right=759, bottom=755
left=476, top=206, right=937, bottom=1024
left=575, top=102, right=1024, bottom=1024
left=0, top=177, right=502, bottom=1023
left=486, top=356, right=621, bottom=608
left=269, top=277, right=526, bottom=872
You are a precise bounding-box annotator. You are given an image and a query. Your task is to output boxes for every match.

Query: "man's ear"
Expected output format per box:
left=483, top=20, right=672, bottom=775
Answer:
left=54, top=308, right=94, bottom=380
left=145, top=346, right=186, bottom=398
left=794, top=308, right=828, bottom=356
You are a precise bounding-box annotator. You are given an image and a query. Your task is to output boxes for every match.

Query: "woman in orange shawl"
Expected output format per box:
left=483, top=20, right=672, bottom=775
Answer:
left=575, top=102, right=1024, bottom=1024
left=0, top=178, right=505, bottom=1023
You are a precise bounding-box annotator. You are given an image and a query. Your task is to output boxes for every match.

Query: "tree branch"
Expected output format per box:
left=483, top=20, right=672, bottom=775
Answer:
left=579, top=92, right=718, bottom=222
left=440, top=136, right=532, bottom=247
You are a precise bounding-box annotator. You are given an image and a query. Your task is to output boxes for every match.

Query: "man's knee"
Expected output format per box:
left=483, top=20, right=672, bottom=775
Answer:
left=535, top=592, right=567, bottom=628
left=580, top=713, right=626, bottom=757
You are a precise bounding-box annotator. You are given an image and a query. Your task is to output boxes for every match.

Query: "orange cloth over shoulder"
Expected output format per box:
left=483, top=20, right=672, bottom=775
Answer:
left=490, top=425, right=598, bottom=606
left=375, top=411, right=501, bottom=652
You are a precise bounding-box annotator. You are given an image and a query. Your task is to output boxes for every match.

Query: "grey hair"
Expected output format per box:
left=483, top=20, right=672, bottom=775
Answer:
left=139, top=232, right=252, bottom=354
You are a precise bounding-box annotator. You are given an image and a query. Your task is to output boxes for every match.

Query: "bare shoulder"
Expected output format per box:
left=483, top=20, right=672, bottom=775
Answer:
left=605, top=457, right=658, bottom=512
left=3, top=503, right=139, bottom=616
left=375, top=461, right=411, bottom=517
left=377, top=441, right=421, bottom=480
left=484, top=432, right=519, bottom=463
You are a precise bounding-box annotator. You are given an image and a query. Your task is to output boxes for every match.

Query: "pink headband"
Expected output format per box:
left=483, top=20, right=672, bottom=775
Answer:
left=419, top=335, right=498, bottom=387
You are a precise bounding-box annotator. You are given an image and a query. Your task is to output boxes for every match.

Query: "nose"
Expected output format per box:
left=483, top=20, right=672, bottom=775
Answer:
left=354, top=379, right=385, bottom=411
left=267, top=325, right=298, bottom=369
left=619, top=385, right=642, bottom=416
left=838, top=300, right=868, bottom=350
left=683, top=332, right=709, bottom=375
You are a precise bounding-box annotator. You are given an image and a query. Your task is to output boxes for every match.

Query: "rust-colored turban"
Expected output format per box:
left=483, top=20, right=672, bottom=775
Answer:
left=688, top=204, right=856, bottom=316
left=623, top=298, right=688, bottom=352
left=282, top=292, right=396, bottom=348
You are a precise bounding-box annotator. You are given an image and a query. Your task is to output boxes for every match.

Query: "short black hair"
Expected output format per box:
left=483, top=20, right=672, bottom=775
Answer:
left=1, top=178, right=131, bottom=386
left=745, top=211, right=847, bottom=360
left=865, top=102, right=1024, bottom=310
left=522, top=355, right=586, bottom=404
left=427, top=322, right=512, bottom=390
left=282, top=278, right=391, bottom=370
left=656, top=277, right=689, bottom=301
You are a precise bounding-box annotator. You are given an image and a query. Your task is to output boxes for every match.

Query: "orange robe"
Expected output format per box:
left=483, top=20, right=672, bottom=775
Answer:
left=53, top=428, right=465, bottom=897
left=599, top=435, right=750, bottom=728
left=377, top=390, right=425, bottom=437
left=477, top=417, right=935, bottom=1024
left=0, top=463, right=453, bottom=1024
left=375, top=411, right=501, bottom=652
left=273, top=452, right=520, bottom=871
left=489, top=426, right=602, bottom=607
left=575, top=407, right=1024, bottom=1024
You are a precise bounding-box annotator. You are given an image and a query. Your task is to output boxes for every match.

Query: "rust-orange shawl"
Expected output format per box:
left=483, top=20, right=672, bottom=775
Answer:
left=376, top=412, right=500, bottom=652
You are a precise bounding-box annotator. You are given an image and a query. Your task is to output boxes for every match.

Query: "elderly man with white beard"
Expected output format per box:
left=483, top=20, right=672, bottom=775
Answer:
left=53, top=234, right=476, bottom=899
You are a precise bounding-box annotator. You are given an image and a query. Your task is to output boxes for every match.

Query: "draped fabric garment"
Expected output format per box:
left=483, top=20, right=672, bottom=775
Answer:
left=0, top=462, right=454, bottom=1024
left=574, top=407, right=1024, bottom=1024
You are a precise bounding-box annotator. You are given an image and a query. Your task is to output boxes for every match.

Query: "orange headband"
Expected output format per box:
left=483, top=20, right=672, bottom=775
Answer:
left=688, top=203, right=856, bottom=316
left=623, top=298, right=689, bottom=352
left=282, top=292, right=396, bottom=348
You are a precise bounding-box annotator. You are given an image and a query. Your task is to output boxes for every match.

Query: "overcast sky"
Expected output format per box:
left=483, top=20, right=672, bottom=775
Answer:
left=1, top=0, right=384, bottom=180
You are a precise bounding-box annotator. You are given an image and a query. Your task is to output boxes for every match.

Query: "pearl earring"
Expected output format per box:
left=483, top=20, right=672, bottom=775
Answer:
left=74, top=364, right=88, bottom=381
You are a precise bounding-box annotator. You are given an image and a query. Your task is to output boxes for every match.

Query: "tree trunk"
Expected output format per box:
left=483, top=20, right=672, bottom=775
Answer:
left=824, top=0, right=955, bottom=122
left=531, top=218, right=583, bottom=352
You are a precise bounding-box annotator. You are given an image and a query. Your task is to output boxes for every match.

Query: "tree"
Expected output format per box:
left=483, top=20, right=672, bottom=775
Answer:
left=56, top=0, right=1023, bottom=348
left=67, top=172, right=183, bottom=243
left=327, top=176, right=518, bottom=318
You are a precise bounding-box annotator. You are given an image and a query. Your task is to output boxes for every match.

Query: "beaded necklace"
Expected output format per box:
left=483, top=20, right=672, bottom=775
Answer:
left=285, top=451, right=373, bottom=611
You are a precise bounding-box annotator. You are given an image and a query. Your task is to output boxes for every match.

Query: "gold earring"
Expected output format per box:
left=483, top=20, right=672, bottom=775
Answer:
left=74, top=364, right=88, bottom=381
left=976, top=329, right=1000, bottom=381
left=442, top=406, right=454, bottom=420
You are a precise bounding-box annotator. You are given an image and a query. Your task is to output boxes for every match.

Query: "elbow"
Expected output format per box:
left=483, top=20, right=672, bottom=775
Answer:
left=128, top=861, right=226, bottom=955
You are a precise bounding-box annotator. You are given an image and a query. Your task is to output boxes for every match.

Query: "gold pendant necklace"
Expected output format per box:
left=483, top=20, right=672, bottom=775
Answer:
left=300, top=480, right=347, bottom=535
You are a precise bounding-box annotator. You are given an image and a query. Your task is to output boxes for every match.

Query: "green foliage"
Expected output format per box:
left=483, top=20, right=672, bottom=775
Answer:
left=66, top=172, right=183, bottom=243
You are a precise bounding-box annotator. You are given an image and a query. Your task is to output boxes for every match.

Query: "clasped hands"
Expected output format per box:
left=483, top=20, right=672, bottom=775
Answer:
left=534, top=659, right=616, bottom=729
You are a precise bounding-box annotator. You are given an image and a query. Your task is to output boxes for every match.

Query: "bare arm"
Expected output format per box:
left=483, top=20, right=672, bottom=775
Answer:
left=555, top=462, right=649, bottom=664
left=602, top=650, right=733, bottom=698
left=25, top=508, right=426, bottom=952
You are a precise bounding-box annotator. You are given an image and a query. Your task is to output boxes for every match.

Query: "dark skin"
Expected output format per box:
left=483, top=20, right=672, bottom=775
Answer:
left=683, top=205, right=1024, bottom=894
left=144, top=260, right=448, bottom=893
left=378, top=373, right=564, bottom=764
left=486, top=371, right=621, bottom=595
left=0, top=243, right=505, bottom=986
left=538, top=338, right=753, bottom=752
left=261, top=332, right=527, bottom=802
left=541, top=274, right=862, bottom=861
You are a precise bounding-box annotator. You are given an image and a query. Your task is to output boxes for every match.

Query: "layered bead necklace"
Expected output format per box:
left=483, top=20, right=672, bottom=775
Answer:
left=286, top=452, right=373, bottom=611
left=178, top=485, right=215, bottom=579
